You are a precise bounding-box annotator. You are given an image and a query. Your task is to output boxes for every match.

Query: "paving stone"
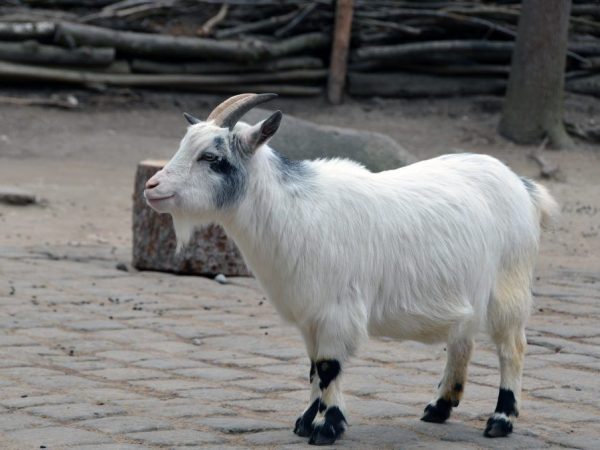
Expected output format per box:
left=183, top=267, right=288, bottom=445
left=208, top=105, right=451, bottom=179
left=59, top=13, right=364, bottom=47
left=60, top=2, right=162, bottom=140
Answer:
left=6, top=426, right=110, bottom=446
left=81, top=415, right=172, bottom=433
left=173, top=367, right=254, bottom=381
left=0, top=412, right=54, bottom=431
left=197, top=417, right=288, bottom=433
left=85, top=367, right=171, bottom=381
left=25, top=402, right=126, bottom=421
left=73, top=445, right=149, bottom=450
left=126, top=429, right=224, bottom=445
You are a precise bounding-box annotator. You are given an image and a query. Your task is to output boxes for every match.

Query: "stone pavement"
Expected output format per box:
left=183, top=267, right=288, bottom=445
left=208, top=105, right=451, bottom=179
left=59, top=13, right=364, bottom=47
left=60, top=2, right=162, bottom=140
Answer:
left=0, top=244, right=599, bottom=449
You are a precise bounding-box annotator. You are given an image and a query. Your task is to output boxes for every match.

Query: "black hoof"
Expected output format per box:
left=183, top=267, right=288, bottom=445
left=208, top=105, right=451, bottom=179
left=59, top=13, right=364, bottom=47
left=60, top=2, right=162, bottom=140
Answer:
left=421, top=399, right=452, bottom=424
left=484, top=415, right=513, bottom=438
left=294, top=415, right=314, bottom=437
left=308, top=422, right=338, bottom=446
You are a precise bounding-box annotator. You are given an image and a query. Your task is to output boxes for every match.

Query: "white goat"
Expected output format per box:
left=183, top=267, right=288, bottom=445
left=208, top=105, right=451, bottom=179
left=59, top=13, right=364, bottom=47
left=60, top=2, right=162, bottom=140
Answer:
left=145, top=93, right=558, bottom=446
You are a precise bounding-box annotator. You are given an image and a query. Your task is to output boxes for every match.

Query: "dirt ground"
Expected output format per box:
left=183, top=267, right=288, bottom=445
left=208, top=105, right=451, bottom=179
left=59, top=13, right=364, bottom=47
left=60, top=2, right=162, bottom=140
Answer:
left=0, top=90, right=598, bottom=273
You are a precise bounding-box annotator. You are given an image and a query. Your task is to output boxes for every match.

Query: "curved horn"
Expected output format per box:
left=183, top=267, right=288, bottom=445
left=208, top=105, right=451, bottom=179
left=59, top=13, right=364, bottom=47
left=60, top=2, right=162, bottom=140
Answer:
left=206, top=93, right=252, bottom=122
left=209, top=93, right=278, bottom=130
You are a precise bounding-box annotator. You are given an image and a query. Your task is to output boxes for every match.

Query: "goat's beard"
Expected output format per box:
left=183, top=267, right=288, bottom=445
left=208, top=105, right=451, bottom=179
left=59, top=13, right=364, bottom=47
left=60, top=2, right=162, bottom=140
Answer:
left=171, top=212, right=196, bottom=253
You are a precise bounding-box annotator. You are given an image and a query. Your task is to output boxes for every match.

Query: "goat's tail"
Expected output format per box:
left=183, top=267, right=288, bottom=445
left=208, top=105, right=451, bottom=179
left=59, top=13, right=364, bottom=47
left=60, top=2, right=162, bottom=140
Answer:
left=522, top=177, right=560, bottom=230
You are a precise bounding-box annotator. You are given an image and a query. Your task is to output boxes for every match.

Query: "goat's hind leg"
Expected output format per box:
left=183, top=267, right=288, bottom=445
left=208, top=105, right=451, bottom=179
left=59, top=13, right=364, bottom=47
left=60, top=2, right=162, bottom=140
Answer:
left=422, top=334, right=473, bottom=423
left=485, top=271, right=531, bottom=437
left=485, top=327, right=526, bottom=437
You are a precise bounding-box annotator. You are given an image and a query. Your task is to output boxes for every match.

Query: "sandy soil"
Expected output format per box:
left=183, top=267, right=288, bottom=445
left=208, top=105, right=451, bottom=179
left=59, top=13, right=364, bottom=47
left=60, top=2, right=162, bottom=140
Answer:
left=0, top=91, right=598, bottom=273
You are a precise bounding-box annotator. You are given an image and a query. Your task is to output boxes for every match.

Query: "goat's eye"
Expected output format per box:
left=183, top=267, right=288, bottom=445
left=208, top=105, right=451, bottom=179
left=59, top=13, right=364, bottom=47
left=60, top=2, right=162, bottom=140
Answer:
left=198, top=152, right=218, bottom=162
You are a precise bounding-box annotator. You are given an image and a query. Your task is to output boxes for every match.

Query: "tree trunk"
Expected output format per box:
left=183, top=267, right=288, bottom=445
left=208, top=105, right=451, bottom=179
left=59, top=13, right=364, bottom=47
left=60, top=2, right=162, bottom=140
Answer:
left=327, top=0, right=354, bottom=104
left=499, top=0, right=573, bottom=148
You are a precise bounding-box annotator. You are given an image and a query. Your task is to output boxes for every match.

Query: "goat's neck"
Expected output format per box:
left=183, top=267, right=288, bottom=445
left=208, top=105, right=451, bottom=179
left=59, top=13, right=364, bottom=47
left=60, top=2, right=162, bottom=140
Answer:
left=221, top=146, right=305, bottom=279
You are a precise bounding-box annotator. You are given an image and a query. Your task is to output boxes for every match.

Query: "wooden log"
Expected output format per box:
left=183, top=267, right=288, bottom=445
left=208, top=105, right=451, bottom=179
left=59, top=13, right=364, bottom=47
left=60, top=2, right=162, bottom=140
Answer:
left=0, top=60, right=327, bottom=88
left=0, top=21, right=56, bottom=40
left=274, top=2, right=319, bottom=38
left=0, top=40, right=114, bottom=66
left=353, top=40, right=515, bottom=63
left=214, top=9, right=298, bottom=38
left=327, top=0, right=353, bottom=104
left=54, top=22, right=329, bottom=62
left=131, top=56, right=323, bottom=74
left=348, top=71, right=507, bottom=98
left=22, top=0, right=118, bottom=6
left=132, top=160, right=251, bottom=277
left=566, top=73, right=600, bottom=96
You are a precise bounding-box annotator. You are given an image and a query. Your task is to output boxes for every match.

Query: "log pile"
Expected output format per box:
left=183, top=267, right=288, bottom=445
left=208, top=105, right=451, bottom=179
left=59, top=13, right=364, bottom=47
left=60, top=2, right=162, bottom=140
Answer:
left=347, top=0, right=600, bottom=98
left=1, top=0, right=600, bottom=98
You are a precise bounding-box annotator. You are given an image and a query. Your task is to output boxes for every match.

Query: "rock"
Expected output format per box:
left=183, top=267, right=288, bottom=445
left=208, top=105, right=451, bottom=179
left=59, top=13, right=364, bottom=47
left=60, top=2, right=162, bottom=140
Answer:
left=214, top=274, right=228, bottom=285
left=132, top=115, right=414, bottom=276
left=244, top=108, right=416, bottom=172
left=0, top=186, right=36, bottom=205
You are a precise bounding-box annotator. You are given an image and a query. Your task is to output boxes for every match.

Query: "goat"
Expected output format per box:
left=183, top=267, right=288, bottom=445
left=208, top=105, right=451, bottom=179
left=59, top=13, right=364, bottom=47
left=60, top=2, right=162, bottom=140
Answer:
left=145, top=93, right=558, bottom=446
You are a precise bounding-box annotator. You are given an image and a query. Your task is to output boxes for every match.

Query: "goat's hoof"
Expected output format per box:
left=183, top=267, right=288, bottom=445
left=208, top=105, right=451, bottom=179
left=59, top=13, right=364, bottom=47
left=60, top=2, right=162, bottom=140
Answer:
left=484, top=415, right=513, bottom=438
left=421, top=399, right=452, bottom=424
left=308, top=422, right=339, bottom=446
left=294, top=415, right=314, bottom=437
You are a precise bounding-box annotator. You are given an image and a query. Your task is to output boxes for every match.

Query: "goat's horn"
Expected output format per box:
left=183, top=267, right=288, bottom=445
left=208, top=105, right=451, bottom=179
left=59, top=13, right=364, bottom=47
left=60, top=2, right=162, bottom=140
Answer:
left=207, top=93, right=252, bottom=122
left=207, top=93, right=278, bottom=130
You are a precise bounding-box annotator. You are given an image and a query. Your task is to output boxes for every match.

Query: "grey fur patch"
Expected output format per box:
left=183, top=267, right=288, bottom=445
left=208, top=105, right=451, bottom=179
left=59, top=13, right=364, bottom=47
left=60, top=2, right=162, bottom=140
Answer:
left=273, top=151, right=315, bottom=196
left=520, top=176, right=536, bottom=194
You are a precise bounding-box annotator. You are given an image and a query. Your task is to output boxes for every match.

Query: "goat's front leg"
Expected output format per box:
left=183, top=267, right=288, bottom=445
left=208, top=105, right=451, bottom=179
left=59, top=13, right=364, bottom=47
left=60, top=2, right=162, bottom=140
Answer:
left=309, top=357, right=347, bottom=445
left=294, top=361, right=321, bottom=437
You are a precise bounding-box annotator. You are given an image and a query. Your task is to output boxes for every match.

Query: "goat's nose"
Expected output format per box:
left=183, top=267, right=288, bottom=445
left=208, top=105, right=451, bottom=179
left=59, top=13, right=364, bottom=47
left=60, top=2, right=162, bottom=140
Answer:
left=145, top=178, right=159, bottom=190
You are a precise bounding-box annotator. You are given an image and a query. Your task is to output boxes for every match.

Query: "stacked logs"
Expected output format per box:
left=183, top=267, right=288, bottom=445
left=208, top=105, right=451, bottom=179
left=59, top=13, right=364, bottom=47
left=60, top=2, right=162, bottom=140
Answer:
left=348, top=0, right=600, bottom=98
left=0, top=0, right=599, bottom=97
left=0, top=0, right=334, bottom=95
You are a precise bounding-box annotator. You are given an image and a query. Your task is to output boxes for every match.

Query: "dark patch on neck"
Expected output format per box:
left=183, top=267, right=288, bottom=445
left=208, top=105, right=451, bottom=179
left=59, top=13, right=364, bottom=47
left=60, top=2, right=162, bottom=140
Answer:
left=520, top=176, right=536, bottom=194
left=272, top=151, right=314, bottom=193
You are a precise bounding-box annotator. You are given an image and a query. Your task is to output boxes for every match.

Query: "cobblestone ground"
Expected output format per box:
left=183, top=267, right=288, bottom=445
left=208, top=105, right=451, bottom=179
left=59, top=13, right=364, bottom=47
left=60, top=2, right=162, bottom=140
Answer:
left=0, top=244, right=599, bottom=450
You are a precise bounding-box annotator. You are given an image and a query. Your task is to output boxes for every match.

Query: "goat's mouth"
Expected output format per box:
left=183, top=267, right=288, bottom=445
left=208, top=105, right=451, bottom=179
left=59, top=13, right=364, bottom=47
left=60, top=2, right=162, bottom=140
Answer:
left=145, top=193, right=175, bottom=211
left=146, top=194, right=174, bottom=202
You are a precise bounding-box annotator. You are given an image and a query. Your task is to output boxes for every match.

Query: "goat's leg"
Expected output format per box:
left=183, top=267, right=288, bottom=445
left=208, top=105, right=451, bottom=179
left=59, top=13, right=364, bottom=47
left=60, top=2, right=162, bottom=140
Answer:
left=485, top=328, right=526, bottom=437
left=307, top=319, right=361, bottom=446
left=294, top=360, right=321, bottom=437
left=308, top=357, right=347, bottom=445
left=422, top=335, right=473, bottom=423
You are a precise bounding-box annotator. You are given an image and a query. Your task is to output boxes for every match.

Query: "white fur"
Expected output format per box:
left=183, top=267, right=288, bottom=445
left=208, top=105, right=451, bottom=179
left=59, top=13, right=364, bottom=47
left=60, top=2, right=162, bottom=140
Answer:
left=219, top=150, right=552, bottom=353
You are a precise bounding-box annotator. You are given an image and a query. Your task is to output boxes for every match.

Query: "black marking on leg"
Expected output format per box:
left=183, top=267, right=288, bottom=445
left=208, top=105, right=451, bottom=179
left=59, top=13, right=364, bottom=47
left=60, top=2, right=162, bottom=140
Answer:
left=316, top=359, right=341, bottom=390
left=453, top=383, right=463, bottom=393
left=308, top=406, right=346, bottom=446
left=495, top=388, right=518, bottom=417
left=421, top=398, right=453, bottom=423
left=318, top=401, right=327, bottom=413
left=484, top=415, right=513, bottom=438
left=309, top=361, right=316, bottom=384
left=294, top=398, right=320, bottom=437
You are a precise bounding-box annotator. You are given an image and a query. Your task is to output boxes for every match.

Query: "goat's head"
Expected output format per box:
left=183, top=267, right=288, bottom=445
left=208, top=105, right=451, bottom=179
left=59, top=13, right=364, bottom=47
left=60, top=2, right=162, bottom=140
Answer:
left=144, top=93, right=282, bottom=247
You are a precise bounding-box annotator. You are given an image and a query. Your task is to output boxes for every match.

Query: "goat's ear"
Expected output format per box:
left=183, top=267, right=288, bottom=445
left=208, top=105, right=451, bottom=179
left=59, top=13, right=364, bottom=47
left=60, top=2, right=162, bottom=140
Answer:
left=183, top=112, right=201, bottom=125
left=239, top=111, right=282, bottom=154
